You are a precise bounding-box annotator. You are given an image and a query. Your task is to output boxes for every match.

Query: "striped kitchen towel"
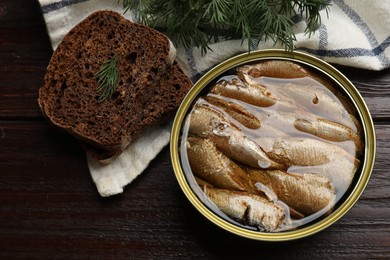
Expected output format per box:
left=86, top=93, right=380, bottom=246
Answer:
left=38, top=0, right=390, bottom=197
left=40, top=0, right=390, bottom=72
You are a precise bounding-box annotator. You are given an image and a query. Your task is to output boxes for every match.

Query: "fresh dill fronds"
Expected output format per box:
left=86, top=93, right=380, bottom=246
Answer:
left=95, top=55, right=121, bottom=102
left=122, top=0, right=330, bottom=54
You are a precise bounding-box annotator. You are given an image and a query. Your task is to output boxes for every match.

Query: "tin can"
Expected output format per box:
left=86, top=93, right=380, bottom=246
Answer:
left=170, top=49, right=375, bottom=241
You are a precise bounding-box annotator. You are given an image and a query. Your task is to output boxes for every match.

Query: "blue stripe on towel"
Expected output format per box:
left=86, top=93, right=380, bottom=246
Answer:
left=298, top=35, right=390, bottom=60
left=291, top=14, right=304, bottom=25
left=318, top=24, right=328, bottom=51
left=41, top=0, right=89, bottom=14
left=333, top=0, right=390, bottom=66
left=186, top=48, right=203, bottom=82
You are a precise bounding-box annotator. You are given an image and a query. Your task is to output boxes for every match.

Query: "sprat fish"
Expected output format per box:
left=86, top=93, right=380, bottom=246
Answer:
left=189, top=104, right=284, bottom=169
left=243, top=168, right=336, bottom=216
left=203, top=186, right=286, bottom=232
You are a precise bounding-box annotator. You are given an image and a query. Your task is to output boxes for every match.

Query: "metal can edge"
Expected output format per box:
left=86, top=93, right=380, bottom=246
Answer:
left=170, top=49, right=376, bottom=242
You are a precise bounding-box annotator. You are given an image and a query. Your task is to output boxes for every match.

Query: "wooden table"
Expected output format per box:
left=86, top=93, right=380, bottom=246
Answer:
left=1, top=1, right=389, bottom=258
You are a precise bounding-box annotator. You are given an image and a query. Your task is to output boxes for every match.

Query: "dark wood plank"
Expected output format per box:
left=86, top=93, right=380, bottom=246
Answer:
left=0, top=120, right=388, bottom=258
left=0, top=0, right=52, bottom=119
left=1, top=0, right=390, bottom=122
left=0, top=0, right=389, bottom=259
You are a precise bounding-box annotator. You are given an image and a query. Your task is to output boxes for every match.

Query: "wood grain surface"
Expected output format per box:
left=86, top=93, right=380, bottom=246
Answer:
left=0, top=0, right=389, bottom=259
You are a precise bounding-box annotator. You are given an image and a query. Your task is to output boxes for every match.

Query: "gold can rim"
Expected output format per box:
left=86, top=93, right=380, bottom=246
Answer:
left=170, top=49, right=376, bottom=241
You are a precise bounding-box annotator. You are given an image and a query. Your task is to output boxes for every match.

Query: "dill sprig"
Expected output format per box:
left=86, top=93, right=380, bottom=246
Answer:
left=95, top=55, right=121, bottom=102
left=122, top=0, right=330, bottom=54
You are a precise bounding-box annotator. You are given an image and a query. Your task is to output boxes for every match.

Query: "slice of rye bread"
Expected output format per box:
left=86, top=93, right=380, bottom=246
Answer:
left=85, top=61, right=192, bottom=164
left=38, top=10, right=191, bottom=156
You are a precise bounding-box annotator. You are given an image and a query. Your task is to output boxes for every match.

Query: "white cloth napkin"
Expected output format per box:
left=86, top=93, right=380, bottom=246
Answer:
left=38, top=0, right=390, bottom=196
left=86, top=126, right=171, bottom=196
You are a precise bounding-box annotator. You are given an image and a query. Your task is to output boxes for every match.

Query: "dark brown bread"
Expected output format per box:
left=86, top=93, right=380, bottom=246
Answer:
left=38, top=10, right=192, bottom=160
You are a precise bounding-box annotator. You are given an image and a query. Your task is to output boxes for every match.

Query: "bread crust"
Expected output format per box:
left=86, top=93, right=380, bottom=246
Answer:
left=38, top=10, right=192, bottom=160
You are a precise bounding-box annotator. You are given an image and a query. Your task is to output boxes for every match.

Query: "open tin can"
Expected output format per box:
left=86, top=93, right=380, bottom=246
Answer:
left=170, top=49, right=375, bottom=241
